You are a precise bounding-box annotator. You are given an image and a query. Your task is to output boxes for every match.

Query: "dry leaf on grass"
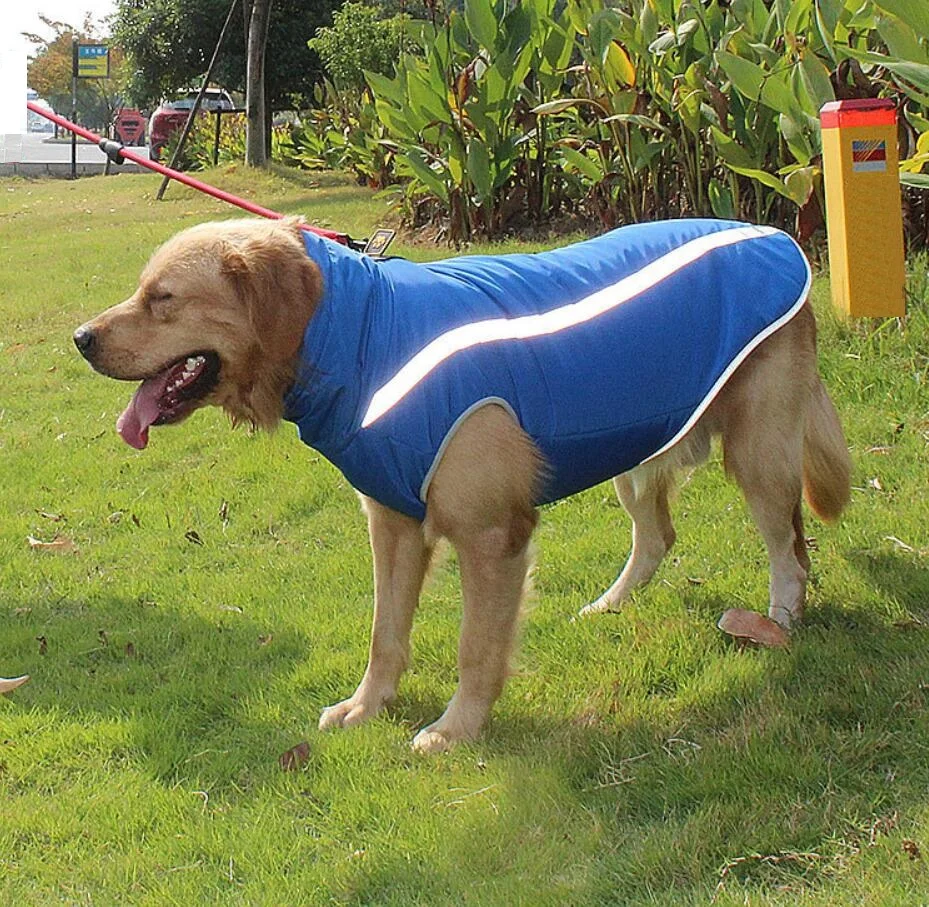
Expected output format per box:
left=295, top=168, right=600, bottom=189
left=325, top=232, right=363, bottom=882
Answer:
left=0, top=675, right=29, bottom=694
left=279, top=741, right=311, bottom=771
left=717, top=608, right=789, bottom=648
left=27, top=535, right=78, bottom=554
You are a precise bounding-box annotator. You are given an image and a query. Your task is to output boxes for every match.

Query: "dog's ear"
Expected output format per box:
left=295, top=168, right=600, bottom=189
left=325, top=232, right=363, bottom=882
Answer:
left=221, top=223, right=321, bottom=363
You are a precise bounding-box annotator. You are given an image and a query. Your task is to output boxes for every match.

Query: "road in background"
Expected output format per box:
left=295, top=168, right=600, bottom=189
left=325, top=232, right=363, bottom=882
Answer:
left=0, top=131, right=150, bottom=175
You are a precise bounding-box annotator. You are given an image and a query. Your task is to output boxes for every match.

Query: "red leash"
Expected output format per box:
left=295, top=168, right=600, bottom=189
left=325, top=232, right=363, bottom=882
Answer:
left=26, top=101, right=351, bottom=246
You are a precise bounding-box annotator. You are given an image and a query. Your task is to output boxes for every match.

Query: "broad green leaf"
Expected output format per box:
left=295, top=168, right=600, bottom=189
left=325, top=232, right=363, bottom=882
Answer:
left=676, top=86, right=703, bottom=137
left=900, top=172, right=929, bottom=189
left=728, top=163, right=792, bottom=197
left=540, top=23, right=573, bottom=72
left=648, top=30, right=676, bottom=56
left=904, top=108, right=929, bottom=133
left=872, top=0, right=929, bottom=36
left=784, top=0, right=812, bottom=36
left=560, top=145, right=603, bottom=182
left=603, top=43, right=636, bottom=89
left=589, top=9, right=622, bottom=65
left=711, top=125, right=757, bottom=169
left=601, top=113, right=673, bottom=138
left=638, top=0, right=658, bottom=45
left=407, top=71, right=452, bottom=126
left=799, top=51, right=835, bottom=111
left=717, top=50, right=764, bottom=99
left=900, top=152, right=929, bottom=174
left=839, top=46, right=929, bottom=95
left=780, top=111, right=816, bottom=165
left=876, top=15, right=928, bottom=64
left=814, top=3, right=837, bottom=64
left=465, top=0, right=499, bottom=50
left=533, top=98, right=584, bottom=116
left=717, top=50, right=798, bottom=116
left=448, top=143, right=465, bottom=185
left=675, top=18, right=700, bottom=46
left=364, top=70, right=403, bottom=105
left=466, top=138, right=493, bottom=201
left=708, top=178, right=736, bottom=219
left=404, top=148, right=450, bottom=201
left=784, top=166, right=815, bottom=206
left=815, top=0, right=842, bottom=34
left=773, top=0, right=791, bottom=30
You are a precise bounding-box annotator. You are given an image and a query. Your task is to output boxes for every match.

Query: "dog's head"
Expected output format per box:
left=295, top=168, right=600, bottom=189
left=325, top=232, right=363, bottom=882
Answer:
left=74, top=217, right=321, bottom=448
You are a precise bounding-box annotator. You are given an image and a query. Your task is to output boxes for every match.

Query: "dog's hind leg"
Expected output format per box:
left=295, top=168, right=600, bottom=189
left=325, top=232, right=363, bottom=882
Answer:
left=579, top=466, right=676, bottom=616
left=319, top=497, right=433, bottom=731
left=725, top=431, right=809, bottom=628
left=715, top=305, right=818, bottom=628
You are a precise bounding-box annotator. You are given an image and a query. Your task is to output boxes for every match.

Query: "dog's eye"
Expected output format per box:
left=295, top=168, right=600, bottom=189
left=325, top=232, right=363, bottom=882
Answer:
left=146, top=291, right=176, bottom=320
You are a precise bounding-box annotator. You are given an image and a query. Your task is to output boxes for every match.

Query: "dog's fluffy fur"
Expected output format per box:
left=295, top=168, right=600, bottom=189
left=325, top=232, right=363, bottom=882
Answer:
left=76, top=217, right=851, bottom=752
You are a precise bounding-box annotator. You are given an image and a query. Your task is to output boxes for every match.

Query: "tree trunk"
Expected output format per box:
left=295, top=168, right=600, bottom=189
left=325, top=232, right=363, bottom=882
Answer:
left=245, top=0, right=273, bottom=167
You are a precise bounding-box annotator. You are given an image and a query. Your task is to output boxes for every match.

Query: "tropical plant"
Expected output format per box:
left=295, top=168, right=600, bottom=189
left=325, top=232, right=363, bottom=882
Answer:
left=293, top=0, right=929, bottom=245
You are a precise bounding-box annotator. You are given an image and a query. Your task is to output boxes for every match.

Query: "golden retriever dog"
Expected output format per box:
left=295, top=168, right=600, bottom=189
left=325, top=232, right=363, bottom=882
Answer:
left=74, top=217, right=851, bottom=752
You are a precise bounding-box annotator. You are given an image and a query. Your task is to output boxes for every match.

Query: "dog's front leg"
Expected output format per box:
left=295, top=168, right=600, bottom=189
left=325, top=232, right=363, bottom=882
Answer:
left=319, top=496, right=432, bottom=731
left=412, top=402, right=541, bottom=753
left=412, top=527, right=530, bottom=754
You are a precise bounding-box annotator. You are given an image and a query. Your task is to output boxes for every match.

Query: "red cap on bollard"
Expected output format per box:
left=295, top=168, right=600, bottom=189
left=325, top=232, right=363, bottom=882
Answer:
left=820, top=98, right=896, bottom=129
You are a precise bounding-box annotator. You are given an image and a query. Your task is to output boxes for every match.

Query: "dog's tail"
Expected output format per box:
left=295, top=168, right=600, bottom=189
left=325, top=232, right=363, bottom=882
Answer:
left=802, top=377, right=851, bottom=521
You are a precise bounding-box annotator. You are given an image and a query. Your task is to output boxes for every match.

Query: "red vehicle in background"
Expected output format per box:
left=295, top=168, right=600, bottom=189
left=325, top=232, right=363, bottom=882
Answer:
left=148, top=88, right=234, bottom=161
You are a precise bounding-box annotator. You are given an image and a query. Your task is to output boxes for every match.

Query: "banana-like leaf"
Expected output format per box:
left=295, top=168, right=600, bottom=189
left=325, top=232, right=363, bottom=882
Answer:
left=560, top=145, right=604, bottom=182
left=467, top=139, right=493, bottom=201
left=784, top=165, right=815, bottom=206
left=465, top=0, right=499, bottom=50
left=604, top=43, right=636, bottom=89
left=404, top=148, right=450, bottom=202
left=601, top=113, right=674, bottom=138
left=901, top=173, right=929, bottom=189
left=727, top=162, right=792, bottom=198
left=716, top=50, right=800, bottom=117
left=710, top=125, right=756, bottom=169
left=838, top=46, right=929, bottom=95
left=708, top=178, right=736, bottom=219
left=871, top=0, right=929, bottom=36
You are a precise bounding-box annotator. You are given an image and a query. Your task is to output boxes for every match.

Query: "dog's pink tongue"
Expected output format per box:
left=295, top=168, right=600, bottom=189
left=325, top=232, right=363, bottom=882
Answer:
left=116, top=378, right=164, bottom=449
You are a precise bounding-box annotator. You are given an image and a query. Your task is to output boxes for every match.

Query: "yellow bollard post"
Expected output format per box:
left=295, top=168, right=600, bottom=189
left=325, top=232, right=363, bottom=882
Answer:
left=820, top=98, right=906, bottom=318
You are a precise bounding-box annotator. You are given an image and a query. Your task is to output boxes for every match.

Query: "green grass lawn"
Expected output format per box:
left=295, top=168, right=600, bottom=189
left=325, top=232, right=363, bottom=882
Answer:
left=2, top=167, right=929, bottom=905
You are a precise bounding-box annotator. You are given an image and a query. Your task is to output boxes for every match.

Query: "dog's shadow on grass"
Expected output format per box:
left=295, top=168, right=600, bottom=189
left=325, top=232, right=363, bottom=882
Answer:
left=0, top=593, right=337, bottom=787
left=847, top=549, right=929, bottom=619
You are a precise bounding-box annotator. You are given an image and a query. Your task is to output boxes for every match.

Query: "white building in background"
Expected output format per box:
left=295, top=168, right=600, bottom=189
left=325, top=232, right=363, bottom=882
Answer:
left=0, top=32, right=26, bottom=162
left=0, top=31, right=27, bottom=135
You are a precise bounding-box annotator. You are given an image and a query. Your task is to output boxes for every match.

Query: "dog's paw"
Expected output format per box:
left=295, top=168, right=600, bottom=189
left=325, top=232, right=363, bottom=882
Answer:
left=318, top=696, right=382, bottom=731
left=577, top=596, right=621, bottom=617
left=411, top=727, right=454, bottom=754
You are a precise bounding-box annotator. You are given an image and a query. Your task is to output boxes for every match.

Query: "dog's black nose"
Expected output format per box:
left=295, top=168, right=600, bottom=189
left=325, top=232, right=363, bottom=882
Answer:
left=73, top=326, right=96, bottom=357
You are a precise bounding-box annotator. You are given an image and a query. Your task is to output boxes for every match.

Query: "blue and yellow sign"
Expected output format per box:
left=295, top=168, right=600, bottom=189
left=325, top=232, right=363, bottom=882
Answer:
left=77, top=44, right=109, bottom=79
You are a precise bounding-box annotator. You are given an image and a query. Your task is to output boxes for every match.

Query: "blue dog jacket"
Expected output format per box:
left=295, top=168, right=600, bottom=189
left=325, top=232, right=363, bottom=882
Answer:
left=283, top=219, right=811, bottom=520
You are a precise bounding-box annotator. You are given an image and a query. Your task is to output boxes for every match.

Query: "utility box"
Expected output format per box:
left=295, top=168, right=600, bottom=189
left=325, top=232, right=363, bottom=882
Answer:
left=820, top=98, right=906, bottom=318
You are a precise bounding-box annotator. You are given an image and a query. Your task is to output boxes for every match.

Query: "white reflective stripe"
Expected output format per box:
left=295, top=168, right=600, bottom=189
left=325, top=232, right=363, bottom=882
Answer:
left=361, top=224, right=780, bottom=428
